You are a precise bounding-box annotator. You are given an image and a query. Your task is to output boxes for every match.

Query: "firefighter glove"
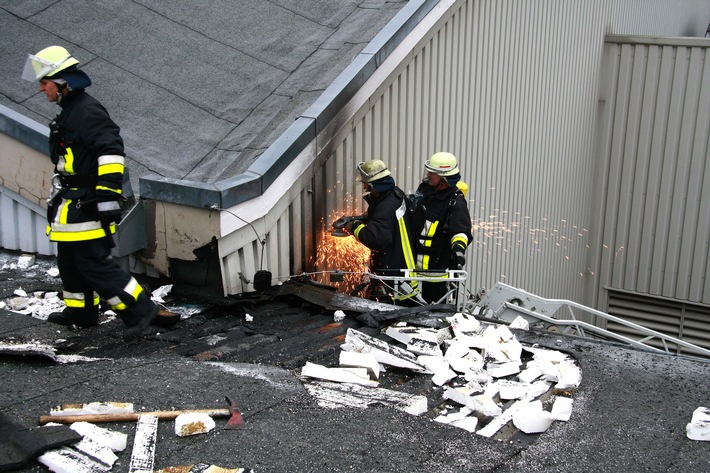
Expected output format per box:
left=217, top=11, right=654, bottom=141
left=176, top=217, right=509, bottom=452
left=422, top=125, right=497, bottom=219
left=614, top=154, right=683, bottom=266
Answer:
left=451, top=250, right=466, bottom=270
left=345, top=219, right=364, bottom=236
left=97, top=199, right=123, bottom=224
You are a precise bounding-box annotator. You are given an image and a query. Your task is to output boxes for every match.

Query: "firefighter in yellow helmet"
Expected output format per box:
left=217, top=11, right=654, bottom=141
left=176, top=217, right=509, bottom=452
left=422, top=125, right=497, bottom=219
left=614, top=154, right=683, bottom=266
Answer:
left=339, top=160, right=420, bottom=303
left=411, top=152, right=472, bottom=303
left=22, top=46, right=156, bottom=338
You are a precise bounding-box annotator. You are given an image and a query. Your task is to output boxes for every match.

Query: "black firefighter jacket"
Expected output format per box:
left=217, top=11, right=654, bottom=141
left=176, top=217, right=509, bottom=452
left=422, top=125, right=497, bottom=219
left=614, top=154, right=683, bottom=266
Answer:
left=353, top=188, right=416, bottom=275
left=412, top=182, right=472, bottom=272
left=47, top=90, right=125, bottom=242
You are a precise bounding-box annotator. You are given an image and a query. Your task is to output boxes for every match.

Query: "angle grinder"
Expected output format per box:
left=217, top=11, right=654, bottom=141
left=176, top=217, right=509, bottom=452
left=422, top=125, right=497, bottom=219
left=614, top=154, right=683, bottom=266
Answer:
left=331, top=215, right=363, bottom=237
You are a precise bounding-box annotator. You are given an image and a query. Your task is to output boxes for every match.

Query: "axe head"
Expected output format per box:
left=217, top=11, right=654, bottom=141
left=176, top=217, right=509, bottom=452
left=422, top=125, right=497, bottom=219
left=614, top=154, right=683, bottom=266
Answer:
left=224, top=396, right=246, bottom=430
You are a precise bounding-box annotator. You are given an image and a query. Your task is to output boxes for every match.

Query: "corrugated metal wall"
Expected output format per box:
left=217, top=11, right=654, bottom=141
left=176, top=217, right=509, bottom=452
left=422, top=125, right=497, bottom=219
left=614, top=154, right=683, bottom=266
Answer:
left=0, top=130, right=57, bottom=257
left=0, top=186, right=56, bottom=256
left=311, top=0, right=710, bottom=306
left=598, top=36, right=710, bottom=308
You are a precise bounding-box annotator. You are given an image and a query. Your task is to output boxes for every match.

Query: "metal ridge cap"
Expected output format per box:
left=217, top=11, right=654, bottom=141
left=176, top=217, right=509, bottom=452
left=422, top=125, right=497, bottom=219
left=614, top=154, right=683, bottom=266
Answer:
left=302, top=0, right=438, bottom=125
left=140, top=116, right=316, bottom=209
left=139, top=171, right=262, bottom=210
left=141, top=0, right=437, bottom=209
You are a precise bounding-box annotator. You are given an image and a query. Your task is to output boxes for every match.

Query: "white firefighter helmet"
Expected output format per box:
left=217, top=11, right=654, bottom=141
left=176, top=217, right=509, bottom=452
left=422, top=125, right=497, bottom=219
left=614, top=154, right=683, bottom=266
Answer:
left=357, top=160, right=391, bottom=183
left=22, top=45, right=79, bottom=82
left=425, top=152, right=459, bottom=177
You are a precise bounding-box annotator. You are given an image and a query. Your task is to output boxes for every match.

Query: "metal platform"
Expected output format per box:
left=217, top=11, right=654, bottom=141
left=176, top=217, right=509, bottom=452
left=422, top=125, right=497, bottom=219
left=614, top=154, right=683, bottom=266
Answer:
left=475, top=282, right=710, bottom=358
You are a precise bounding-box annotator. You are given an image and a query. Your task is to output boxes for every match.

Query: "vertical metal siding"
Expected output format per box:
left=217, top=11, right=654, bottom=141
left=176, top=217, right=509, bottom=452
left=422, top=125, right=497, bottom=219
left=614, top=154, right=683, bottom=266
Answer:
left=599, top=38, right=710, bottom=306
left=0, top=187, right=56, bottom=256
left=308, top=0, right=710, bottom=306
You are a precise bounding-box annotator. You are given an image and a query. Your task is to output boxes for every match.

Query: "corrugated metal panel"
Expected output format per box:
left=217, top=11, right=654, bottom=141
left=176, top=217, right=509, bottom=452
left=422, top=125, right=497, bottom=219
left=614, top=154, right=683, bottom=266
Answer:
left=218, top=140, right=319, bottom=293
left=307, top=0, right=710, bottom=306
left=0, top=186, right=56, bottom=256
left=598, top=38, right=710, bottom=306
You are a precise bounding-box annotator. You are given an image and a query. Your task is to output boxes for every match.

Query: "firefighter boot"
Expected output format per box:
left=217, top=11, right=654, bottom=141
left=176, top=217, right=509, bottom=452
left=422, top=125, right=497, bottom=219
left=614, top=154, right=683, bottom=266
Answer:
left=47, top=307, right=99, bottom=328
left=120, top=292, right=158, bottom=341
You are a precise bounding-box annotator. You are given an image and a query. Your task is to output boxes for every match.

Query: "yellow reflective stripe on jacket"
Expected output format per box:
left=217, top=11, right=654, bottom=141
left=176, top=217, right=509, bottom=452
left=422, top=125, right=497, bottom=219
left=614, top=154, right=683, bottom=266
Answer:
left=96, top=185, right=122, bottom=195
left=395, top=199, right=416, bottom=270
left=49, top=218, right=115, bottom=242
left=48, top=198, right=115, bottom=241
left=451, top=233, right=469, bottom=248
left=58, top=198, right=71, bottom=223
left=57, top=147, right=75, bottom=173
left=352, top=222, right=366, bottom=239
left=50, top=225, right=115, bottom=241
left=416, top=220, right=439, bottom=269
left=97, top=155, right=124, bottom=194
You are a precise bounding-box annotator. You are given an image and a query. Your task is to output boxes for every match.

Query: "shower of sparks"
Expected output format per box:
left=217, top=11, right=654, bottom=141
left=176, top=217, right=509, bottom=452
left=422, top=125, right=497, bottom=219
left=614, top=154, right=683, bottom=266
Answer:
left=471, top=207, right=595, bottom=280
left=313, top=212, right=372, bottom=294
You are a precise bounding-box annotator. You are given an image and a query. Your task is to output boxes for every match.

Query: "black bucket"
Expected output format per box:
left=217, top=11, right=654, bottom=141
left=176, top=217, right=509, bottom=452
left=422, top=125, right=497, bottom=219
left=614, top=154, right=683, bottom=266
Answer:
left=253, top=270, right=272, bottom=291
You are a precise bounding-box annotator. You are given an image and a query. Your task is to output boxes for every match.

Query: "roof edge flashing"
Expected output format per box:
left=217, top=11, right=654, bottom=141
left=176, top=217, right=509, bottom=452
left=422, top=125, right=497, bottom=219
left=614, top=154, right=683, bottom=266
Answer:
left=303, top=0, right=437, bottom=126
left=245, top=117, right=316, bottom=195
left=140, top=174, right=249, bottom=210
left=0, top=104, right=49, bottom=155
left=139, top=0, right=436, bottom=207
left=362, top=0, right=439, bottom=66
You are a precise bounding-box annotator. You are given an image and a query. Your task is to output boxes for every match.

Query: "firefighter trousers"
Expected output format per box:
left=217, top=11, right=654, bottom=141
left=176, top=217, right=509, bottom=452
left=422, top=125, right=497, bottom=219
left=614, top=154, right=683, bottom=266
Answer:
left=56, top=238, right=154, bottom=327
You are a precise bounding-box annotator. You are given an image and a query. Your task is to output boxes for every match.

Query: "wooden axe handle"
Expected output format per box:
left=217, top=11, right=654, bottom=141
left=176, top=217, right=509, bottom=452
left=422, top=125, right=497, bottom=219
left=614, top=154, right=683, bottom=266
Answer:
left=38, top=408, right=232, bottom=425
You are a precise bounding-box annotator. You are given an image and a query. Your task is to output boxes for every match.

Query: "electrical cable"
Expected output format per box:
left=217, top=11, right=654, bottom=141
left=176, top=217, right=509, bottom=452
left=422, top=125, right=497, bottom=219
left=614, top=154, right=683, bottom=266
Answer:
left=209, top=205, right=267, bottom=271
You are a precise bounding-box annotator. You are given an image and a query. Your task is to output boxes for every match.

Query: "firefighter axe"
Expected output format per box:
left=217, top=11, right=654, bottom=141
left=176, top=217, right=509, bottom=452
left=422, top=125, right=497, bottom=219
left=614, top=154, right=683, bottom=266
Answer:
left=39, top=396, right=245, bottom=430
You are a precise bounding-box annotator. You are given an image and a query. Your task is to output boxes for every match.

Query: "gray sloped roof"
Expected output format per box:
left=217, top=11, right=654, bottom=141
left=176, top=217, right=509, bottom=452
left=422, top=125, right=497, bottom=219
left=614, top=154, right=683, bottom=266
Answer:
left=0, top=0, right=413, bottom=193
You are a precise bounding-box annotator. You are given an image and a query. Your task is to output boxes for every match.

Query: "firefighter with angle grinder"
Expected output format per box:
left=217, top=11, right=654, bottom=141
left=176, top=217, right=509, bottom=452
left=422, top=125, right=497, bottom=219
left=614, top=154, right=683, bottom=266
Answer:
left=332, top=160, right=421, bottom=304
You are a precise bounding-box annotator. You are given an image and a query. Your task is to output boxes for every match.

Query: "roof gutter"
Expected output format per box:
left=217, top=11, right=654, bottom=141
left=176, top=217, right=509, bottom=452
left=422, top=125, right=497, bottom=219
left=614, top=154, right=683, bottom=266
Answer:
left=138, top=0, right=439, bottom=209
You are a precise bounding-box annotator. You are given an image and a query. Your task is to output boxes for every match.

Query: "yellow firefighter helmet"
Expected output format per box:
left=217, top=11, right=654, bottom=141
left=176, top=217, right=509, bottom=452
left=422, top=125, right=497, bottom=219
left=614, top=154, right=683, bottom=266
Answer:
left=357, top=160, right=391, bottom=183
left=425, top=152, right=460, bottom=177
left=22, top=45, right=79, bottom=82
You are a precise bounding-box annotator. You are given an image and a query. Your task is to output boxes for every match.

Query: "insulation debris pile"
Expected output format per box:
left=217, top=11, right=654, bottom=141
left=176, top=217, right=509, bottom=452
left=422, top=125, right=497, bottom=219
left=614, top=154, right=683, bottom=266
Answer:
left=37, top=422, right=127, bottom=472
left=301, top=312, right=582, bottom=437
left=0, top=288, right=64, bottom=319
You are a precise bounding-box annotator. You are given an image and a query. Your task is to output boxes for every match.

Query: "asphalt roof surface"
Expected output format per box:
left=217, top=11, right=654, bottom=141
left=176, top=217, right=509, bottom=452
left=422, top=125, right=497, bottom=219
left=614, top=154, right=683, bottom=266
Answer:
left=1, top=249, right=709, bottom=472
left=1, top=0, right=407, bottom=191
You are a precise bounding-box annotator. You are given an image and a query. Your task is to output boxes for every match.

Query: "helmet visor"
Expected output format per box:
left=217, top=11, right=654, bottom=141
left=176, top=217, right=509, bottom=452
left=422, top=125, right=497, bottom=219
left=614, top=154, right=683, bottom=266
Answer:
left=21, top=53, right=68, bottom=81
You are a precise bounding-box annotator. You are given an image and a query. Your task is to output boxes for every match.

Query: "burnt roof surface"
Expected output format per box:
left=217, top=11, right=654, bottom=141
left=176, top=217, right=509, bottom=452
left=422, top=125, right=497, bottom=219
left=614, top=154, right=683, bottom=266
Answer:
left=0, top=0, right=410, bottom=194
left=1, top=249, right=710, bottom=472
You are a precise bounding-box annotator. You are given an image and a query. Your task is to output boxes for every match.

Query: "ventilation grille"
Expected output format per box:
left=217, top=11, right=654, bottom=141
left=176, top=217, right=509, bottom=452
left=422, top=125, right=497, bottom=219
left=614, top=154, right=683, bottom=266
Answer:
left=607, top=290, right=710, bottom=358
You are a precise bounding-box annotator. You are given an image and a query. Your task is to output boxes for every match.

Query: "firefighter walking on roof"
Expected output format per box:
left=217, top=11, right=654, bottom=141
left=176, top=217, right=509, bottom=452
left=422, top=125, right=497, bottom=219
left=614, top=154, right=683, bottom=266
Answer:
left=22, top=46, right=156, bottom=338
